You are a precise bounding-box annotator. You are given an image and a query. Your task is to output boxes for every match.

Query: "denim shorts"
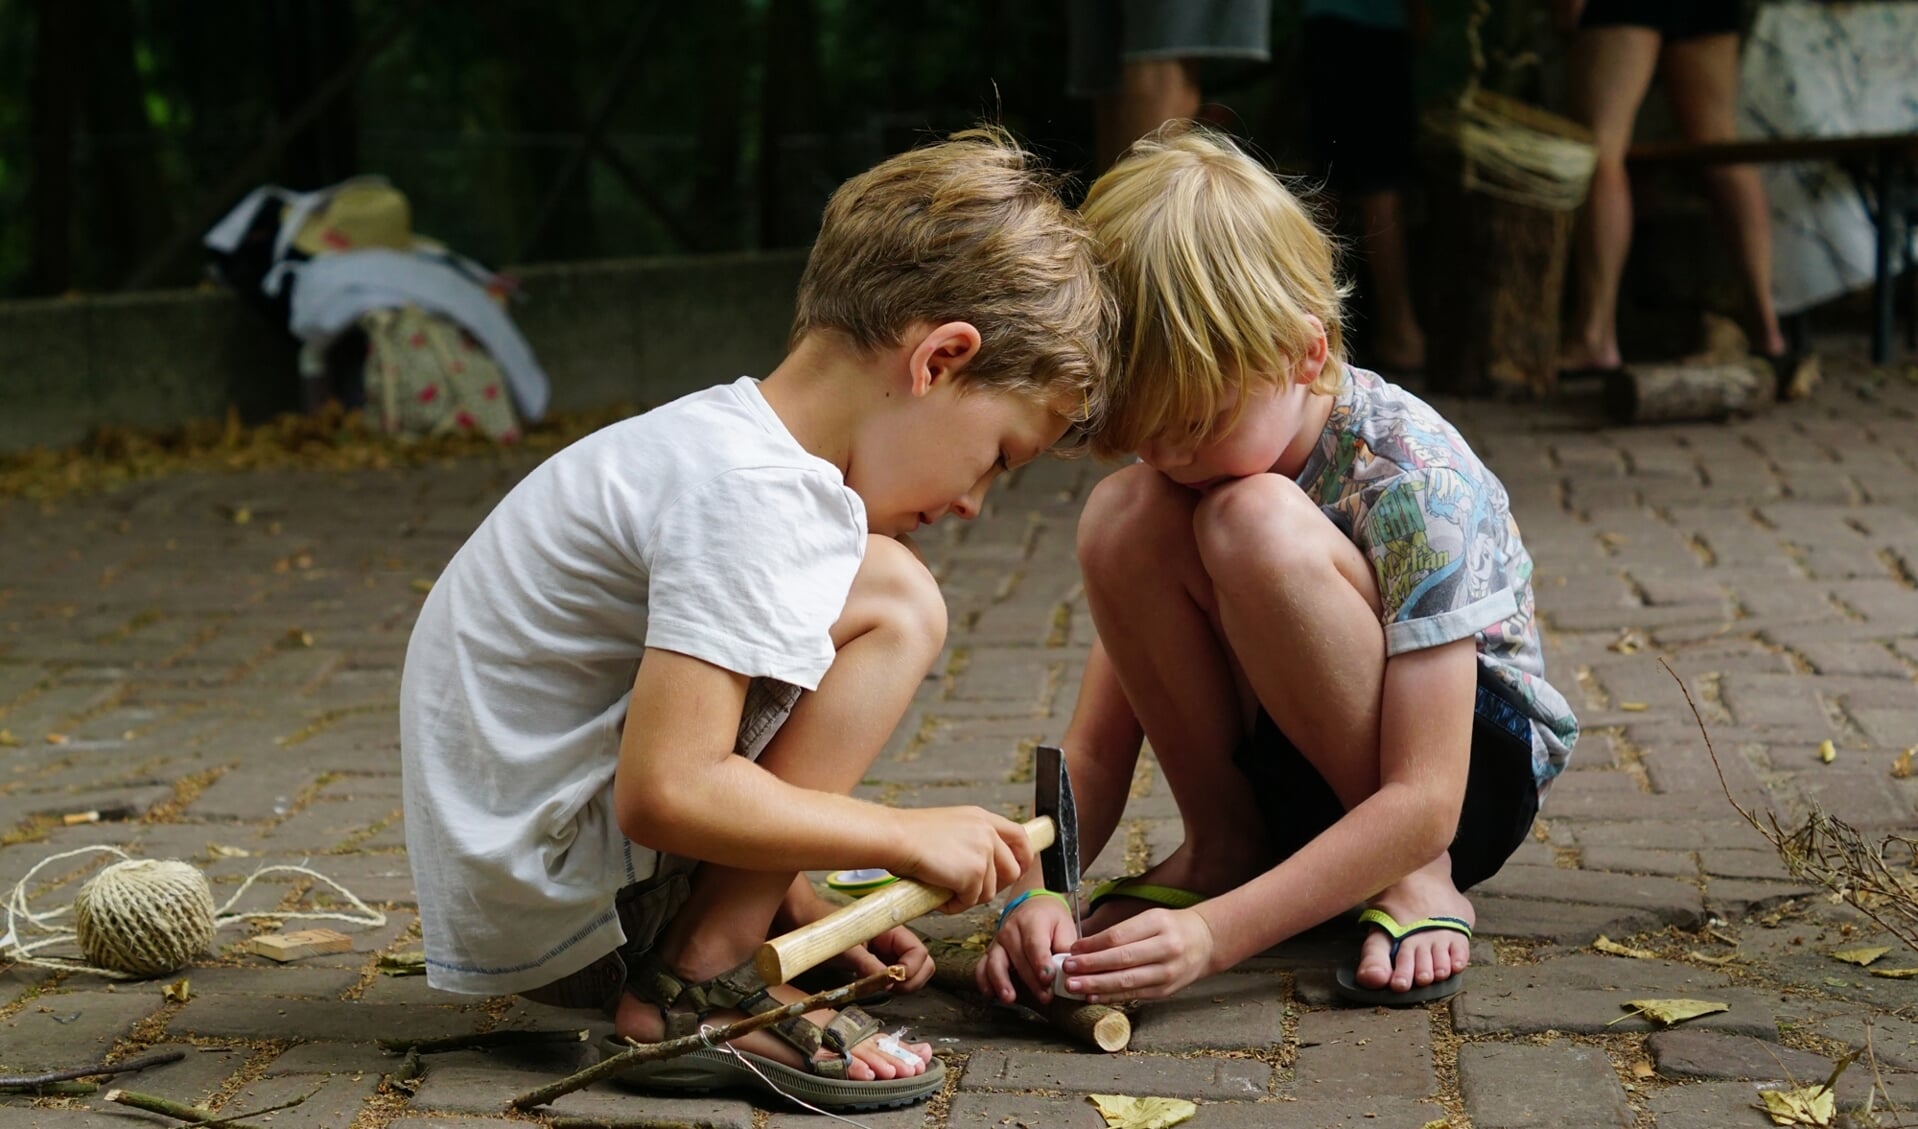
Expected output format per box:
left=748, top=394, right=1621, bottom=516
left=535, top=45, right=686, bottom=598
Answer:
left=1231, top=670, right=1539, bottom=891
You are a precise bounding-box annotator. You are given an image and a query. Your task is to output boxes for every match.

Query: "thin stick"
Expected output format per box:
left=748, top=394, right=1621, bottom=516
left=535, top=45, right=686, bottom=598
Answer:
left=0, top=1047, right=184, bottom=1088
left=0, top=1080, right=96, bottom=1095
left=508, top=964, right=904, bottom=1111
left=377, top=1028, right=588, bottom=1054
left=104, top=1086, right=317, bottom=1129
left=547, top=1118, right=730, bottom=1129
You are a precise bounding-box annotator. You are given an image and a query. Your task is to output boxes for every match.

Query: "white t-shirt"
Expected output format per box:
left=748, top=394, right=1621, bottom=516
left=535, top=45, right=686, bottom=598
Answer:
left=399, top=377, right=867, bottom=995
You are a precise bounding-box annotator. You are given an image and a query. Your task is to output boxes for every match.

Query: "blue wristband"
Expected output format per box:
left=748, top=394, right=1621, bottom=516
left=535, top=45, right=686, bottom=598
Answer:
left=995, top=888, right=1070, bottom=934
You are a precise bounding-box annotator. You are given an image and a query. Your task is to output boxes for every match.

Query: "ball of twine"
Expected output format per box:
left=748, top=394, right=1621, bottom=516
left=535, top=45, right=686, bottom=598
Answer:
left=71, top=859, right=217, bottom=977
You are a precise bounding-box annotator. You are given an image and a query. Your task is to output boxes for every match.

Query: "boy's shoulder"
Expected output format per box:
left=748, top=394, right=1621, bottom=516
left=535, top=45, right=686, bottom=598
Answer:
left=1329, top=367, right=1485, bottom=475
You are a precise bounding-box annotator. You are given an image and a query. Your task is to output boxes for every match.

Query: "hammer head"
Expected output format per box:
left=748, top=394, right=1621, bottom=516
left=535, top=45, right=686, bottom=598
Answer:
left=1034, top=745, right=1081, bottom=920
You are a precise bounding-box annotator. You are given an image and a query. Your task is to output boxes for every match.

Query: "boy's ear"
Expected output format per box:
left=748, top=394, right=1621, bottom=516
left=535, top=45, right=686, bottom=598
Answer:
left=907, top=321, right=983, bottom=396
left=1293, top=315, right=1330, bottom=386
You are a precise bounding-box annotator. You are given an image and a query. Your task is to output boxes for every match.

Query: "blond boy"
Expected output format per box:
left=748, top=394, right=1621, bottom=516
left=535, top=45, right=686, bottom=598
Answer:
left=982, top=125, right=1577, bottom=1008
left=401, top=128, right=1116, bottom=1110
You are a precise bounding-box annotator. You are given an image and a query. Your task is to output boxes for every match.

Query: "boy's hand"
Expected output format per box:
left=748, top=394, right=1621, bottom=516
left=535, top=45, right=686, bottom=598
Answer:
left=839, top=925, right=935, bottom=992
left=976, top=893, right=1077, bottom=1004
left=896, top=806, right=1034, bottom=913
left=1061, top=906, right=1219, bottom=1003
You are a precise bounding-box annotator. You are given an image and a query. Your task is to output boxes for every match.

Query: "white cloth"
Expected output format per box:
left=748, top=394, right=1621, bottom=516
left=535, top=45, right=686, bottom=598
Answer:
left=287, top=249, right=550, bottom=422
left=1739, top=3, right=1918, bottom=315
left=400, top=378, right=867, bottom=995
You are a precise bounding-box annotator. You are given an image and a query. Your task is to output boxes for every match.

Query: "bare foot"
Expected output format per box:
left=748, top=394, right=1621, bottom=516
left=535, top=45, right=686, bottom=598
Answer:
left=1351, top=853, right=1475, bottom=995
left=615, top=972, right=932, bottom=1082
left=1558, top=338, right=1622, bottom=372
left=1079, top=839, right=1268, bottom=936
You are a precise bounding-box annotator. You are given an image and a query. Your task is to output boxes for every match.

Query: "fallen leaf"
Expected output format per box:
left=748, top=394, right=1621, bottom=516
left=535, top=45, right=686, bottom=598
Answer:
left=1632, top=1060, right=1656, bottom=1079
left=1757, top=1084, right=1834, bottom=1127
left=43, top=732, right=69, bottom=745
left=283, top=628, right=314, bottom=648
left=1088, top=1095, right=1196, bottom=1129
left=1619, top=701, right=1650, bottom=712
left=206, top=843, right=250, bottom=859
left=162, top=978, right=191, bottom=1003
left=410, top=578, right=434, bottom=593
left=1893, top=748, right=1915, bottom=779
left=1594, top=935, right=1658, bottom=959
left=1611, top=998, right=1729, bottom=1027
left=1688, top=950, right=1739, bottom=966
left=1831, top=946, right=1890, bottom=966
left=1608, top=630, right=1645, bottom=655
left=1818, top=739, right=1836, bottom=764
left=0, top=730, right=18, bottom=747
left=959, top=932, right=994, bottom=953
left=1422, top=1121, right=1452, bottom=1129
left=1870, top=967, right=1918, bottom=980
left=230, top=505, right=252, bottom=525
left=378, top=951, right=427, bottom=976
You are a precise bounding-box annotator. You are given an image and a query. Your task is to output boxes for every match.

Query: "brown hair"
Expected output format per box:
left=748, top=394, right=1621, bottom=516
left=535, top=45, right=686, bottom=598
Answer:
left=1081, top=123, right=1350, bottom=459
left=792, top=126, right=1118, bottom=446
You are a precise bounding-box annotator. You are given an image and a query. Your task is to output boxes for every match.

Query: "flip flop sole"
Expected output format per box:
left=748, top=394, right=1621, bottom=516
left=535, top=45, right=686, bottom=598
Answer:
left=603, top=1038, right=945, bottom=1110
left=1332, top=963, right=1464, bottom=1007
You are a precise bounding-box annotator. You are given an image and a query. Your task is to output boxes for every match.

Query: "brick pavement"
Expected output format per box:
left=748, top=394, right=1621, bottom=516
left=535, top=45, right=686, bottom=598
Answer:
left=3, top=344, right=1917, bottom=1126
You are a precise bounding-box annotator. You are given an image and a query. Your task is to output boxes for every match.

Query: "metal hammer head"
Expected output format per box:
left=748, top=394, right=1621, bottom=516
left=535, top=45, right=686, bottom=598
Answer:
left=1034, top=745, right=1081, bottom=919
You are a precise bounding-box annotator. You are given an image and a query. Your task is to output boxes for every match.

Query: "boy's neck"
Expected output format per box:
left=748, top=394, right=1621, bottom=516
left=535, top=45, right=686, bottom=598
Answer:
left=1273, top=385, right=1337, bottom=479
left=757, top=335, right=876, bottom=476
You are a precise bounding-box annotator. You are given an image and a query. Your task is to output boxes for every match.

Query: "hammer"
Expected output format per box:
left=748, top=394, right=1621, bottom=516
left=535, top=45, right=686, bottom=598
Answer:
left=755, top=744, right=1082, bottom=986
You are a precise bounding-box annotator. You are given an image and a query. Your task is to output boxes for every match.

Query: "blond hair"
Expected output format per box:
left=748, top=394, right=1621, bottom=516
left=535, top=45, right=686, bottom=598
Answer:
left=1081, top=123, right=1349, bottom=459
left=792, top=126, right=1118, bottom=447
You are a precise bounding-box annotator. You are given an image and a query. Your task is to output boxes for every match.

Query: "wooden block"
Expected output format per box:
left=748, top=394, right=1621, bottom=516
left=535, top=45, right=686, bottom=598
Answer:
left=248, top=928, right=355, bottom=962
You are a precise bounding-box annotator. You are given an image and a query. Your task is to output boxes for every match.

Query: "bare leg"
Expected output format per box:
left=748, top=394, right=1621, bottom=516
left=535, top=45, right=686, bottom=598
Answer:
left=1564, top=26, right=1663, bottom=371
left=1356, top=190, right=1425, bottom=372
left=1098, top=58, right=1201, bottom=169
left=1075, top=466, right=1272, bottom=933
left=618, top=535, right=943, bottom=1081
left=1662, top=33, right=1787, bottom=357
left=1195, top=475, right=1471, bottom=993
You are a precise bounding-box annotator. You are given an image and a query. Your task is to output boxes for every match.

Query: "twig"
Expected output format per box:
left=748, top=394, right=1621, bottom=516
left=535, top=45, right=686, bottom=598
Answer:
left=0, top=1048, right=185, bottom=1088
left=103, top=1084, right=317, bottom=1128
left=377, top=1028, right=587, bottom=1054
left=508, top=964, right=905, bottom=1111
left=379, top=1047, right=424, bottom=1095
left=547, top=1119, right=731, bottom=1129
left=0, top=1080, right=96, bottom=1095
left=1663, top=658, right=1918, bottom=953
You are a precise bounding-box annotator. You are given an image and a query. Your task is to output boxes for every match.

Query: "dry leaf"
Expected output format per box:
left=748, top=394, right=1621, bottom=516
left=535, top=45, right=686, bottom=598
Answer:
left=1688, top=950, right=1739, bottom=966
left=284, top=628, right=314, bottom=648
left=230, top=505, right=252, bottom=525
left=1619, top=701, right=1650, bottom=712
left=1594, top=935, right=1658, bottom=959
left=378, top=951, right=427, bottom=976
left=1870, top=967, right=1918, bottom=980
left=1818, top=739, right=1836, bottom=764
left=1088, top=1095, right=1196, bottom=1129
left=410, top=578, right=434, bottom=593
left=1608, top=630, right=1645, bottom=655
left=0, top=730, right=18, bottom=748
left=162, top=978, right=191, bottom=1003
left=206, top=843, right=250, bottom=859
left=1611, top=998, right=1729, bottom=1027
left=43, top=732, right=69, bottom=745
left=1893, top=748, right=1915, bottom=779
left=959, top=932, right=994, bottom=953
left=1631, top=1060, right=1656, bottom=1079
left=1757, top=1084, right=1834, bottom=1127
left=1831, top=946, right=1890, bottom=966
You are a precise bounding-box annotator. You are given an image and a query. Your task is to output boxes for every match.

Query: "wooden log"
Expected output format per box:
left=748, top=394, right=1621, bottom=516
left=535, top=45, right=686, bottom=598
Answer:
left=928, top=943, right=1130, bottom=1053
left=1605, top=360, right=1773, bottom=424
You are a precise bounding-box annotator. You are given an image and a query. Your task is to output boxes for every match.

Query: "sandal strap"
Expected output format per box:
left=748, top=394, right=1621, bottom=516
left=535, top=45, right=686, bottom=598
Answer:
left=821, top=1006, right=883, bottom=1056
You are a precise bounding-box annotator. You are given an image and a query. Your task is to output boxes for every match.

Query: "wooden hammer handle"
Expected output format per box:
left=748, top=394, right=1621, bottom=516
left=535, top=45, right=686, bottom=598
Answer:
left=754, top=815, right=1055, bottom=986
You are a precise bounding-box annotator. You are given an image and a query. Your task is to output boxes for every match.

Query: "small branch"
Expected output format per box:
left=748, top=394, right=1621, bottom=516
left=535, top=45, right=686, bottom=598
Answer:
left=508, top=965, right=905, bottom=1111
left=0, top=1080, right=96, bottom=1096
left=105, top=1085, right=317, bottom=1129
left=0, top=1048, right=185, bottom=1088
left=377, top=1028, right=587, bottom=1054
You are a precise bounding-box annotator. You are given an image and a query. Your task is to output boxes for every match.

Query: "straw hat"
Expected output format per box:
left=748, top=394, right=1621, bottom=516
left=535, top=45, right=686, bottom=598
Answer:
left=289, top=179, right=415, bottom=256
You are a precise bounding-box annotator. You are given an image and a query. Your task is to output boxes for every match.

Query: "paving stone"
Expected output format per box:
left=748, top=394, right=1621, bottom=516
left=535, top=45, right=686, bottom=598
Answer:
left=1471, top=896, right=1664, bottom=945
left=1650, top=1029, right=1842, bottom=1086
left=1457, top=1042, right=1632, bottom=1128
left=959, top=1049, right=1271, bottom=1099
left=178, top=964, right=361, bottom=998
left=1704, top=878, right=1820, bottom=919
left=1124, top=973, right=1287, bottom=1053
left=1292, top=1009, right=1434, bottom=1099
left=1473, top=865, right=1703, bottom=926
left=215, top=1069, right=382, bottom=1129
left=0, top=989, right=161, bottom=1072
left=264, top=1041, right=399, bottom=1075
left=168, top=997, right=481, bottom=1043
left=114, top=1041, right=245, bottom=1106
left=1647, top=1079, right=1797, bottom=1128
left=1810, top=1011, right=1918, bottom=1071
left=404, top=1049, right=752, bottom=1125
left=1579, top=847, right=1697, bottom=876
left=945, top=1091, right=1106, bottom=1128
left=1452, top=983, right=1784, bottom=1038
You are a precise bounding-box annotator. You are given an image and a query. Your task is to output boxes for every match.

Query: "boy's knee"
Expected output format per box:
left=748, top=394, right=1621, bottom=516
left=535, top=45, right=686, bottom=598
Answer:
left=1078, top=464, right=1195, bottom=578
left=1193, top=474, right=1335, bottom=580
left=840, top=534, right=947, bottom=655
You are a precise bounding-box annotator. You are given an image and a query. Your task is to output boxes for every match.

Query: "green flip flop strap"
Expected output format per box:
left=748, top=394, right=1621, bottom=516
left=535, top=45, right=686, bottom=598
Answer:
left=1086, top=876, right=1207, bottom=911
left=1357, top=908, right=1473, bottom=958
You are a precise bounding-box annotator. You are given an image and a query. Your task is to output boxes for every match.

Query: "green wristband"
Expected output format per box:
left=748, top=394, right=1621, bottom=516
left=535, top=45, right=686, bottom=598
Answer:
left=995, top=888, right=1070, bottom=933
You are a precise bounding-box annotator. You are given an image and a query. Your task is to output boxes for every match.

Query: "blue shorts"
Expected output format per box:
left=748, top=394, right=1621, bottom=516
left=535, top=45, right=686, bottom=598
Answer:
left=1231, top=668, right=1539, bottom=891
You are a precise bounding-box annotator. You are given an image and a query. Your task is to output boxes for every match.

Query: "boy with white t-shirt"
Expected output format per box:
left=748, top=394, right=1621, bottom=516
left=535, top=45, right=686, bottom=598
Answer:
left=399, top=127, right=1117, bottom=1111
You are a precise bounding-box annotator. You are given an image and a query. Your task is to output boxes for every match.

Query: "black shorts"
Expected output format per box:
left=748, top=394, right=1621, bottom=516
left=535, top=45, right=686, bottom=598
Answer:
left=1230, top=670, right=1539, bottom=892
left=1578, top=0, right=1740, bottom=41
left=1301, top=16, right=1417, bottom=197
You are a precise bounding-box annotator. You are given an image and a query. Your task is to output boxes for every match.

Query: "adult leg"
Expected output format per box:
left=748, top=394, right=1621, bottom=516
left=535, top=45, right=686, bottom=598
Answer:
left=1357, top=190, right=1426, bottom=372
left=1662, top=32, right=1788, bottom=357
left=1076, top=465, right=1271, bottom=930
left=619, top=534, right=945, bottom=1080
left=1563, top=26, right=1663, bottom=371
left=1104, top=58, right=1201, bottom=167
left=1194, top=475, right=1469, bottom=992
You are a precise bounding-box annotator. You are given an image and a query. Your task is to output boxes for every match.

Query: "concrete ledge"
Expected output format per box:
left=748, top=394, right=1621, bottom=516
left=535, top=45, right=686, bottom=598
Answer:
left=0, top=250, right=808, bottom=453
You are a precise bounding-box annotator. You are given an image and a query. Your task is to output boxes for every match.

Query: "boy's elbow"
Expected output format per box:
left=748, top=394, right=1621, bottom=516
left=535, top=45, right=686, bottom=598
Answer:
left=615, top=777, right=692, bottom=853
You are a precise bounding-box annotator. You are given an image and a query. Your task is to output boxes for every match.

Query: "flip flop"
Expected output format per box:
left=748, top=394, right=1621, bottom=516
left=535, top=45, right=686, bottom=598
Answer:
left=1085, top=875, right=1207, bottom=912
left=604, top=1035, right=945, bottom=1111
left=1333, top=907, right=1472, bottom=1007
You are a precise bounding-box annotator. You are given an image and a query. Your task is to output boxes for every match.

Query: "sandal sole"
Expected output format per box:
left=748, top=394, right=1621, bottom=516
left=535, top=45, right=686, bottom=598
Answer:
left=602, top=1037, right=945, bottom=1111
